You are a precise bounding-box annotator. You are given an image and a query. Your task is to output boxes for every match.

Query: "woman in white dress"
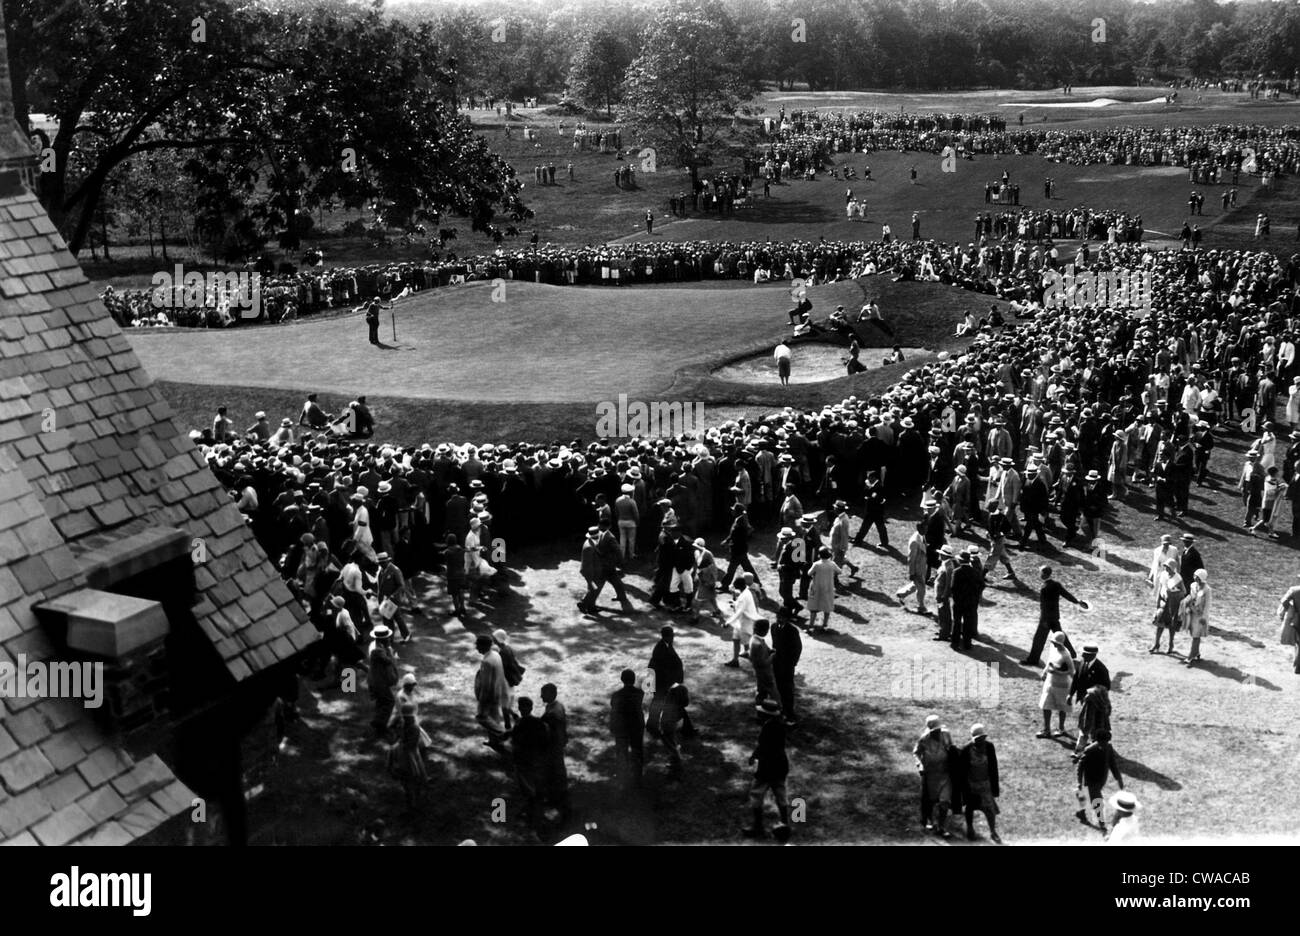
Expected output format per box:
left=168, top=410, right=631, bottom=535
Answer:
left=463, top=516, right=491, bottom=598
left=1036, top=632, right=1076, bottom=738
left=1258, top=421, right=1279, bottom=472
left=1182, top=569, right=1210, bottom=665
left=724, top=573, right=761, bottom=668
left=1286, top=377, right=1300, bottom=426
left=351, top=488, right=376, bottom=563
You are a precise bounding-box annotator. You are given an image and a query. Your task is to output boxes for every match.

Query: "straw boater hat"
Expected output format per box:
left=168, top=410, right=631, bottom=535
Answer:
left=372, top=624, right=393, bottom=640
left=1109, top=791, right=1140, bottom=815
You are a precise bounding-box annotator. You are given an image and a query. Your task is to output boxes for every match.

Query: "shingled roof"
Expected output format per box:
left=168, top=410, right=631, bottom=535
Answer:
left=0, top=5, right=313, bottom=845
left=0, top=184, right=316, bottom=678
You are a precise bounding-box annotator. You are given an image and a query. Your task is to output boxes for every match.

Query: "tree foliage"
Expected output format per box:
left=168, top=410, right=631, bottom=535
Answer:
left=618, top=0, right=746, bottom=185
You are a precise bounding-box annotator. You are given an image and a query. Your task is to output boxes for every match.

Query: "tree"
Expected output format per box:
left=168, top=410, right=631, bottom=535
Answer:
left=6, top=0, right=530, bottom=256
left=619, top=0, right=745, bottom=190
left=566, top=25, right=632, bottom=114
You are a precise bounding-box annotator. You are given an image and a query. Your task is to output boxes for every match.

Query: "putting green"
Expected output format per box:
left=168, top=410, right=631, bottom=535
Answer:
left=128, top=279, right=870, bottom=404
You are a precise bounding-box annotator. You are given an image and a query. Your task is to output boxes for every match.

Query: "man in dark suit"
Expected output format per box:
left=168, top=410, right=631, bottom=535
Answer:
left=648, top=626, right=684, bottom=737
left=949, top=552, right=982, bottom=650
left=924, top=498, right=948, bottom=574
left=771, top=616, right=804, bottom=724
left=1178, top=533, right=1204, bottom=588
left=742, top=700, right=792, bottom=838
left=511, top=697, right=550, bottom=828
left=853, top=469, right=889, bottom=548
left=609, top=669, right=645, bottom=788
left=1022, top=565, right=1086, bottom=665
left=1069, top=644, right=1111, bottom=702
left=444, top=483, right=470, bottom=544
left=1020, top=471, right=1050, bottom=546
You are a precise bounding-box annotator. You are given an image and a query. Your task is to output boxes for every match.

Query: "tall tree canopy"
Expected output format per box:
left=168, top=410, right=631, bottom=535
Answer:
left=618, top=0, right=746, bottom=188
left=5, top=0, right=530, bottom=256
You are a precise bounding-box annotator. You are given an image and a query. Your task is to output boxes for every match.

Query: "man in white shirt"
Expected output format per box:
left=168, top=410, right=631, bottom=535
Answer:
left=774, top=342, right=792, bottom=386
left=1146, top=534, right=1182, bottom=590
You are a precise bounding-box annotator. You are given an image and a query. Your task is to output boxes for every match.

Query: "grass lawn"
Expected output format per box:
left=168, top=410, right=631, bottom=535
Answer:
left=139, top=278, right=989, bottom=443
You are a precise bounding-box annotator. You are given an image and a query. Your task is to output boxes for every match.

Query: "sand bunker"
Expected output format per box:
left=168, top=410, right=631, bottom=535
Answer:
left=712, top=344, right=926, bottom=384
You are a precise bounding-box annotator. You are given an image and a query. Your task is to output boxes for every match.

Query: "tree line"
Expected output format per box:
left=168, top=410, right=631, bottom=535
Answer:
left=6, top=0, right=1299, bottom=260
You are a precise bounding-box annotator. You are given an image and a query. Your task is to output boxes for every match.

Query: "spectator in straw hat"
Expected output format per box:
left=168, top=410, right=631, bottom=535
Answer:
left=956, top=723, right=1001, bottom=843
left=773, top=526, right=802, bottom=618
left=1106, top=791, right=1141, bottom=843
left=692, top=538, right=721, bottom=621
left=368, top=624, right=399, bottom=738
left=614, top=482, right=639, bottom=561
left=828, top=500, right=859, bottom=582
left=742, top=699, right=792, bottom=839
left=270, top=417, right=294, bottom=448
left=375, top=550, right=410, bottom=642
left=896, top=519, right=930, bottom=614
left=1150, top=556, right=1185, bottom=655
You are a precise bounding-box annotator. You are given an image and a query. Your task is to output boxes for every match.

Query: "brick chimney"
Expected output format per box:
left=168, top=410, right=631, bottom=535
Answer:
left=0, top=1, right=38, bottom=192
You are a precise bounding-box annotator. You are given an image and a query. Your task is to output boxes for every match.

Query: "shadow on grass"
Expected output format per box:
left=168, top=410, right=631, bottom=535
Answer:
left=1116, top=754, right=1182, bottom=792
